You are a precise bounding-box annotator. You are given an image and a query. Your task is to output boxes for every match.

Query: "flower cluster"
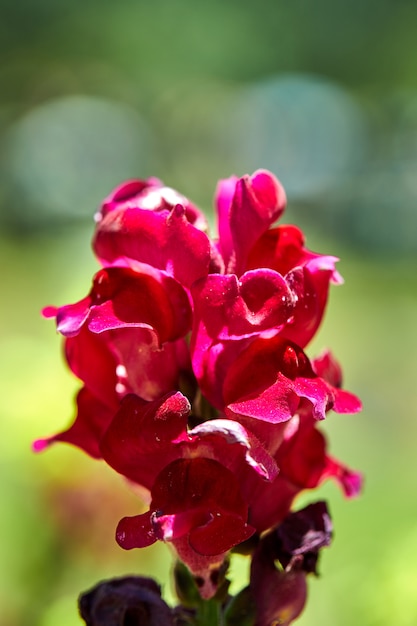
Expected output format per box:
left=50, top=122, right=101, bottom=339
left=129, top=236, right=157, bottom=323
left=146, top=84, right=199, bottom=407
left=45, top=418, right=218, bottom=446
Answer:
left=36, top=170, right=362, bottom=609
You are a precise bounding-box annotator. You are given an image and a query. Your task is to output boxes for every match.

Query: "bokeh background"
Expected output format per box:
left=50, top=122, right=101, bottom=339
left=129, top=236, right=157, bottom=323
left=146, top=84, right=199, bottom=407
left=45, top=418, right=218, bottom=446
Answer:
left=1, top=1, right=417, bottom=624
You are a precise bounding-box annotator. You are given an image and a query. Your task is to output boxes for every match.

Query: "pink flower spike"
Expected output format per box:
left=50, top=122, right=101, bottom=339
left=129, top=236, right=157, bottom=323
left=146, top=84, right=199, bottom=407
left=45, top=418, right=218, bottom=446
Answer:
left=37, top=167, right=364, bottom=610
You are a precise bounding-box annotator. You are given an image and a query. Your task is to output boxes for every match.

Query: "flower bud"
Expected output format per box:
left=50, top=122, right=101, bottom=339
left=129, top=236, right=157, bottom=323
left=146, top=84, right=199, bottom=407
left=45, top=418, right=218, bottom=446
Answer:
left=78, top=576, right=174, bottom=626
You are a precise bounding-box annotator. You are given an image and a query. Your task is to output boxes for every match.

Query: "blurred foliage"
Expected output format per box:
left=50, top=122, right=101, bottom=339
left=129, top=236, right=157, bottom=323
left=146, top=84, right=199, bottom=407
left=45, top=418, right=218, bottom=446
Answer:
left=1, top=1, right=417, bottom=625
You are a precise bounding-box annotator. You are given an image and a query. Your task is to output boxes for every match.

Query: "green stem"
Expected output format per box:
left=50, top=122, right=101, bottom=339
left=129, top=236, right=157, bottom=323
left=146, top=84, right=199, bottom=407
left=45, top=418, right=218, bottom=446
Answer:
left=195, top=598, right=223, bottom=626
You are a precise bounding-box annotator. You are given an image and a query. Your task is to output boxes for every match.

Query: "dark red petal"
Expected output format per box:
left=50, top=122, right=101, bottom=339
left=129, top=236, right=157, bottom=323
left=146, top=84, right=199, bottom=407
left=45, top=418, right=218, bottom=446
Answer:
left=149, top=458, right=254, bottom=556
left=246, top=224, right=318, bottom=275
left=277, top=420, right=328, bottom=489
left=100, top=393, right=190, bottom=490
left=109, top=330, right=191, bottom=401
left=150, top=458, right=247, bottom=517
left=64, top=327, right=119, bottom=408
left=189, top=513, right=255, bottom=556
left=55, top=265, right=192, bottom=344
left=248, top=475, right=301, bottom=532
left=116, top=512, right=157, bottom=549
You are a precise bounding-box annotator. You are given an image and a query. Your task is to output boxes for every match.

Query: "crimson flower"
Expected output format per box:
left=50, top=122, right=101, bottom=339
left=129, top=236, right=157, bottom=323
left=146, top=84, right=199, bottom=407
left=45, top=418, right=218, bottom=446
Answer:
left=37, top=169, right=362, bottom=603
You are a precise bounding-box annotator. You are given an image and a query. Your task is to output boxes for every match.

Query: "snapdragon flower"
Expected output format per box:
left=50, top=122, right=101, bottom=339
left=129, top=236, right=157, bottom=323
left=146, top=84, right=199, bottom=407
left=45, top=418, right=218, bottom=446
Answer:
left=37, top=169, right=362, bottom=624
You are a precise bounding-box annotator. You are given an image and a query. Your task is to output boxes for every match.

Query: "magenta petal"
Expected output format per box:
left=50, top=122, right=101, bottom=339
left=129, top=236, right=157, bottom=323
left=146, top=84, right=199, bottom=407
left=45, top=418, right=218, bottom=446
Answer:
left=116, top=512, right=157, bottom=549
left=228, top=370, right=354, bottom=425
left=224, top=335, right=359, bottom=431
left=55, top=265, right=192, bottom=344
left=311, top=351, right=362, bottom=414
left=192, top=270, right=293, bottom=343
left=100, top=178, right=163, bottom=216
left=190, top=269, right=294, bottom=413
left=312, top=350, right=343, bottom=387
left=307, top=255, right=343, bottom=285
left=190, top=270, right=292, bottom=405
left=56, top=296, right=92, bottom=337
left=223, top=338, right=315, bottom=422
left=332, top=388, right=362, bottom=413
left=215, top=174, right=238, bottom=266
left=291, top=376, right=334, bottom=421
left=324, top=457, right=364, bottom=498
left=226, top=376, right=300, bottom=425
left=248, top=475, right=301, bottom=532
left=246, top=228, right=342, bottom=348
left=254, top=414, right=364, bottom=520
left=33, top=387, right=117, bottom=458
left=99, top=177, right=207, bottom=230
left=218, top=169, right=286, bottom=274
left=93, top=204, right=211, bottom=287
left=283, top=263, right=336, bottom=348
left=42, top=305, right=58, bottom=319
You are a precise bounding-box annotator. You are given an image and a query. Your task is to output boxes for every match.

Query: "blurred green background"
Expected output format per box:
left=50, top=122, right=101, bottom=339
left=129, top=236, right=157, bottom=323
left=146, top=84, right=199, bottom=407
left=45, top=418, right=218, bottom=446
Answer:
left=1, top=1, right=417, bottom=624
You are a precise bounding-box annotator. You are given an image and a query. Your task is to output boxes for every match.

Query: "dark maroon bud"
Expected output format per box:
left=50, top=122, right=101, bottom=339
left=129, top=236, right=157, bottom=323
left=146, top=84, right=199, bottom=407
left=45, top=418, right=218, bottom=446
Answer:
left=79, top=576, right=174, bottom=626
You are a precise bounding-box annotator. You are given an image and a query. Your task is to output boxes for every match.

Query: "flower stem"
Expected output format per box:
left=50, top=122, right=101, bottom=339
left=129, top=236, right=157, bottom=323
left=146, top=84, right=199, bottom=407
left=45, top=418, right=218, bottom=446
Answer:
left=195, top=598, right=223, bottom=626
